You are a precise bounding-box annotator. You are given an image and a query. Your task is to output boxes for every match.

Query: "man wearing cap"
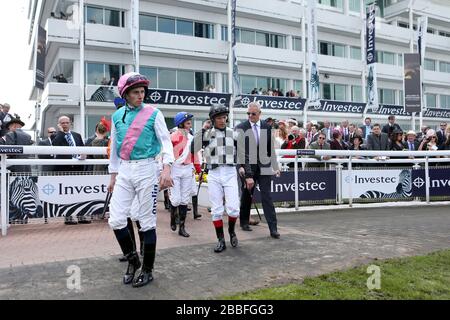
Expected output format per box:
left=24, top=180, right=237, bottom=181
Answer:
left=0, top=103, right=14, bottom=137
left=403, top=131, right=419, bottom=151
left=0, top=116, right=34, bottom=172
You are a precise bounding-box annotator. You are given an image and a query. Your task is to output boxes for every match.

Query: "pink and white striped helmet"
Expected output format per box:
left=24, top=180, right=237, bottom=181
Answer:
left=118, top=72, right=150, bottom=98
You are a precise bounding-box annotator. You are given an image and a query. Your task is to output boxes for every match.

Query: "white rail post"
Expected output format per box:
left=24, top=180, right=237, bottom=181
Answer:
left=348, top=156, right=353, bottom=208
left=425, top=156, right=430, bottom=204
left=294, top=155, right=299, bottom=210
left=1, top=154, right=8, bottom=236
left=336, top=163, right=343, bottom=204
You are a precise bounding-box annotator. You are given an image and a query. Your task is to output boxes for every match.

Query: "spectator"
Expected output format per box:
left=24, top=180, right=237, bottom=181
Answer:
left=418, top=129, right=439, bottom=151
left=38, top=127, right=57, bottom=171
left=389, top=129, right=404, bottom=151
left=281, top=126, right=306, bottom=168
left=436, top=122, right=447, bottom=146
left=101, top=77, right=109, bottom=85
left=91, top=118, right=110, bottom=172
left=349, top=135, right=365, bottom=152
left=360, top=117, right=373, bottom=141
left=0, top=103, right=13, bottom=137
left=321, top=120, right=333, bottom=142
left=274, top=120, right=288, bottom=149
left=330, top=130, right=347, bottom=151
left=308, top=132, right=331, bottom=167
left=417, top=125, right=430, bottom=142
left=310, top=124, right=319, bottom=143
left=382, top=115, right=402, bottom=137
left=51, top=116, right=88, bottom=225
left=265, top=117, right=275, bottom=128
left=348, top=124, right=357, bottom=145
left=440, top=133, right=450, bottom=151
left=108, top=76, right=117, bottom=86
left=0, top=117, right=34, bottom=173
left=367, top=123, right=389, bottom=151
left=54, top=73, right=68, bottom=83
left=403, top=130, right=419, bottom=151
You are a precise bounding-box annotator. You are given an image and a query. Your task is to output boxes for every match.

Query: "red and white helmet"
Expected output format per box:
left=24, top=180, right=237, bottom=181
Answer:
left=118, top=72, right=150, bottom=98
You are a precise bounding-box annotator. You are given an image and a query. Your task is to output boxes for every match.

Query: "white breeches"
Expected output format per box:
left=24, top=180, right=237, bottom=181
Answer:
left=207, top=166, right=239, bottom=221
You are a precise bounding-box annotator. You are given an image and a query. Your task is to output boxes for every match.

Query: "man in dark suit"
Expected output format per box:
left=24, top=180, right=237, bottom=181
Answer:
left=403, top=130, right=420, bottom=151
left=38, top=127, right=56, bottom=171
left=51, top=116, right=88, bottom=225
left=367, top=123, right=389, bottom=151
left=235, top=102, right=281, bottom=239
left=436, top=122, right=447, bottom=146
left=382, top=115, right=402, bottom=138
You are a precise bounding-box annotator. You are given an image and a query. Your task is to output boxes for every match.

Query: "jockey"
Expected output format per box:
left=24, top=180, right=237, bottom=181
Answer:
left=108, top=72, right=174, bottom=288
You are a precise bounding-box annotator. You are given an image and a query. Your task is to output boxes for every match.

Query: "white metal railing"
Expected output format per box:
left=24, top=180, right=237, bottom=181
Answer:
left=2, top=146, right=450, bottom=236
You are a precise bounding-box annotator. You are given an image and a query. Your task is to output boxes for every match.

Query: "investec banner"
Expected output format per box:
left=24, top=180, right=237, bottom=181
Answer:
left=342, top=169, right=412, bottom=199
left=235, top=95, right=306, bottom=111
left=37, top=175, right=109, bottom=204
left=412, top=169, right=450, bottom=197
left=310, top=100, right=365, bottom=114
left=253, top=171, right=336, bottom=202
left=145, top=89, right=231, bottom=106
left=369, top=104, right=412, bottom=117
left=423, top=108, right=450, bottom=119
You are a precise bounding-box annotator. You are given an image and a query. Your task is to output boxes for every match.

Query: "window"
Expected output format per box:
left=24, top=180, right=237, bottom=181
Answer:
left=256, top=32, right=268, bottom=47
left=350, top=47, right=361, bottom=60
left=378, top=88, right=395, bottom=104
left=440, top=95, right=450, bottom=109
left=351, top=85, right=362, bottom=102
left=177, top=70, right=195, bottom=90
left=293, top=37, right=302, bottom=51
left=86, top=63, right=123, bottom=85
left=399, top=90, right=403, bottom=105
left=222, top=73, right=229, bottom=93
left=439, top=61, right=450, bottom=73
left=241, top=29, right=255, bottom=44
left=51, top=60, right=74, bottom=83
left=294, top=80, right=303, bottom=97
left=159, top=69, right=177, bottom=89
left=270, top=34, right=286, bottom=49
left=241, top=75, right=256, bottom=94
left=140, top=14, right=156, bottom=31
left=85, top=6, right=123, bottom=27
left=194, top=22, right=214, bottom=39
left=398, top=54, right=403, bottom=66
left=377, top=51, right=396, bottom=65
left=158, top=17, right=175, bottom=34
left=349, top=0, right=360, bottom=12
left=439, top=31, right=450, bottom=38
left=195, top=72, right=214, bottom=91
left=177, top=19, right=193, bottom=36
left=221, top=26, right=228, bottom=41
left=318, top=0, right=343, bottom=9
left=319, top=41, right=345, bottom=58
left=426, top=94, right=437, bottom=108
left=424, top=59, right=436, bottom=71
left=140, top=66, right=157, bottom=87
left=322, top=83, right=347, bottom=100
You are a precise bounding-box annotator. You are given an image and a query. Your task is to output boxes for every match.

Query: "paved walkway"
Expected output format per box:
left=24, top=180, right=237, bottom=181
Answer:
left=0, top=204, right=449, bottom=299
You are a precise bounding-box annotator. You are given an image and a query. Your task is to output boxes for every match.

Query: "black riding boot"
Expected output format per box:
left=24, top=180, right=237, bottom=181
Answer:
left=135, top=221, right=144, bottom=256
left=170, top=205, right=178, bottom=231
left=178, top=205, right=190, bottom=237
left=228, top=217, right=238, bottom=247
left=113, top=227, right=141, bottom=284
left=214, top=222, right=226, bottom=253
left=133, top=230, right=156, bottom=288
left=119, top=218, right=136, bottom=262
left=192, top=196, right=202, bottom=219
left=164, top=190, right=170, bottom=210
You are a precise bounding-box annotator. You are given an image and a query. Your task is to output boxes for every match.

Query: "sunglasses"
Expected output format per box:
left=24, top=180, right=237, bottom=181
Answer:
left=48, top=131, right=56, bottom=134
left=318, top=137, right=325, bottom=140
left=247, top=112, right=259, bottom=116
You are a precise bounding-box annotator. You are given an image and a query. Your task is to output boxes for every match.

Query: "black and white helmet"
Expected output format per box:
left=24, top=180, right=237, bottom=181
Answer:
left=209, top=103, right=229, bottom=121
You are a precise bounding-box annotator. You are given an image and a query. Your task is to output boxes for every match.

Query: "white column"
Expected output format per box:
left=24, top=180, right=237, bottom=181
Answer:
left=409, top=0, right=414, bottom=53
left=215, top=23, right=221, bottom=40
left=79, top=0, right=85, bottom=140
left=73, top=60, right=80, bottom=84
left=216, top=72, right=223, bottom=93
left=286, top=35, right=293, bottom=50
left=344, top=0, right=349, bottom=15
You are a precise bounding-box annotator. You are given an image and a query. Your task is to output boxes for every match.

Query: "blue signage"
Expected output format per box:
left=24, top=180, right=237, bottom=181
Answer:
left=253, top=170, right=336, bottom=202
left=412, top=169, right=450, bottom=197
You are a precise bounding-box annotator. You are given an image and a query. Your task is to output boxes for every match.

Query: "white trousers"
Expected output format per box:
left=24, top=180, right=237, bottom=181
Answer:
left=169, top=164, right=194, bottom=207
left=207, top=165, right=240, bottom=221
left=109, top=158, right=159, bottom=232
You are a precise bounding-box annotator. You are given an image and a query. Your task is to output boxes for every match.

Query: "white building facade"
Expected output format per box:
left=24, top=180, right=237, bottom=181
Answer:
left=28, top=0, right=450, bottom=139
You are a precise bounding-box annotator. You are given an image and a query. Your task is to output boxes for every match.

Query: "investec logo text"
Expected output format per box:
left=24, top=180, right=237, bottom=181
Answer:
left=58, top=183, right=108, bottom=195
left=345, top=175, right=397, bottom=184
left=151, top=91, right=228, bottom=106
left=315, top=101, right=364, bottom=113
left=242, top=96, right=303, bottom=110
left=256, top=180, right=327, bottom=192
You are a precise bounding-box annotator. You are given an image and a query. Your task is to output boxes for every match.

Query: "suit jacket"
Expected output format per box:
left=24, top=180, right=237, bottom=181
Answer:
left=330, top=139, right=346, bottom=150
left=235, top=120, right=279, bottom=178
left=51, top=131, right=85, bottom=172
left=402, top=141, right=420, bottom=151
left=367, top=133, right=389, bottom=150
left=360, top=125, right=373, bottom=139
left=339, top=127, right=350, bottom=143
left=382, top=123, right=402, bottom=136
left=38, top=138, right=54, bottom=159
left=320, top=127, right=334, bottom=141
left=1, top=129, right=34, bottom=172
left=308, top=141, right=330, bottom=166
left=436, top=129, right=446, bottom=146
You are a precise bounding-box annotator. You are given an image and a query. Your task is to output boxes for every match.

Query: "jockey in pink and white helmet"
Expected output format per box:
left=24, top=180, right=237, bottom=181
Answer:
left=118, top=72, right=150, bottom=99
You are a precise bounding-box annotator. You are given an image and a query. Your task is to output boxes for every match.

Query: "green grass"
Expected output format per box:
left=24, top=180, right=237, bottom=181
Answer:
left=223, top=250, right=450, bottom=300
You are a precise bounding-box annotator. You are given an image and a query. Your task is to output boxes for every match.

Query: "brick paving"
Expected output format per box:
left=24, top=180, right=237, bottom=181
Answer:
left=0, top=203, right=449, bottom=299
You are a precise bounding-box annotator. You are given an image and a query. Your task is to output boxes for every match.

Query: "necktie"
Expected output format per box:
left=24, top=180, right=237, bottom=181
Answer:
left=409, top=142, right=413, bottom=151
left=320, top=144, right=323, bottom=149
left=65, top=132, right=76, bottom=158
left=253, top=123, right=259, bottom=145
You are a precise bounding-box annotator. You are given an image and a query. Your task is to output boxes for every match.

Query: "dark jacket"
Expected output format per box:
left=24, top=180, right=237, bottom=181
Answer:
left=402, top=140, right=420, bottom=151
left=235, top=120, right=279, bottom=178
left=367, top=133, right=389, bottom=150
left=1, top=129, right=34, bottom=172
left=382, top=123, right=402, bottom=136
left=51, top=130, right=85, bottom=172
